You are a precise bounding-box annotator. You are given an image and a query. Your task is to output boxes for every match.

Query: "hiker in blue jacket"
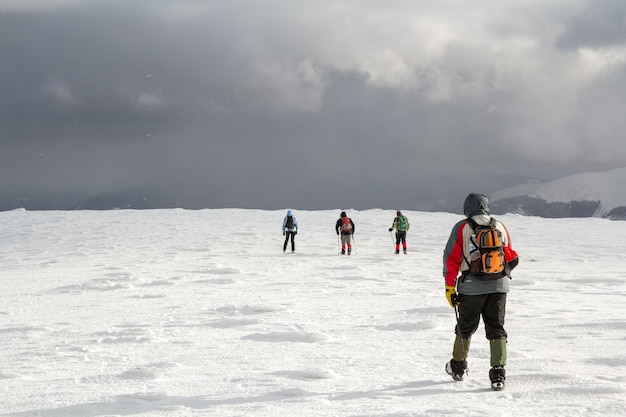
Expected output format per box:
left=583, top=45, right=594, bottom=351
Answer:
left=282, top=210, right=298, bottom=253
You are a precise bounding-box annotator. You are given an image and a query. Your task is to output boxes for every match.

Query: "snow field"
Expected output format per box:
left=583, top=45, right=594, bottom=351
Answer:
left=1, top=208, right=625, bottom=416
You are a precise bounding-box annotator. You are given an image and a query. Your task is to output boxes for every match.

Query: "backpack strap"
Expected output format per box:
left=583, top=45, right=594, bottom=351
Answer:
left=467, top=217, right=498, bottom=229
left=466, top=218, right=478, bottom=231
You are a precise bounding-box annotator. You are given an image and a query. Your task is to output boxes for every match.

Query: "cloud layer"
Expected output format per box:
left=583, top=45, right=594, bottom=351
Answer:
left=1, top=0, right=625, bottom=210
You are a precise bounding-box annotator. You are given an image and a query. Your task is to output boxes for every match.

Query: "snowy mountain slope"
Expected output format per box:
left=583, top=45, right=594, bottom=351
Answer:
left=490, top=167, right=626, bottom=218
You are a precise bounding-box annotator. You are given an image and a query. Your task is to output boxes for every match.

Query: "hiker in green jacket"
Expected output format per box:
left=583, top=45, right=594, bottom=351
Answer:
left=389, top=210, right=410, bottom=254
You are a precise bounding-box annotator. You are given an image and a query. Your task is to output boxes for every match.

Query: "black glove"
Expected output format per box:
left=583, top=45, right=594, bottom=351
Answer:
left=293, top=231, right=297, bottom=235
left=283, top=231, right=285, bottom=236
left=389, top=228, right=393, bottom=232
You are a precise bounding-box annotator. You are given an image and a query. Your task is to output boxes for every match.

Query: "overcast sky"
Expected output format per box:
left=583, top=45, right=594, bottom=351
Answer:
left=1, top=0, right=625, bottom=210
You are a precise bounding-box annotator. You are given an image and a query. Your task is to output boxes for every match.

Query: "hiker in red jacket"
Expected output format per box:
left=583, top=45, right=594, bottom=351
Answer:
left=442, top=193, right=519, bottom=390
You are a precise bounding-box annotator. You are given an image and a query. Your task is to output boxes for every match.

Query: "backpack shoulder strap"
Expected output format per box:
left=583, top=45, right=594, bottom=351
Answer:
left=467, top=217, right=498, bottom=230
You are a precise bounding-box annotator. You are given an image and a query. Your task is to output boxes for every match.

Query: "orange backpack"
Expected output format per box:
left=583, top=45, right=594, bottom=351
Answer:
left=468, top=219, right=506, bottom=277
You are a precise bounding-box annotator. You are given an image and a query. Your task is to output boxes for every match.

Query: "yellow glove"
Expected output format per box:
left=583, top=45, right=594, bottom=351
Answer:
left=445, top=285, right=460, bottom=308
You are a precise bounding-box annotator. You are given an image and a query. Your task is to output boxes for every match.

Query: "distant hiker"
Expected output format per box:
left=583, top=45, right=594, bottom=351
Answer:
left=389, top=210, right=410, bottom=254
left=282, top=210, right=298, bottom=253
left=442, top=193, right=519, bottom=391
left=335, top=211, right=355, bottom=255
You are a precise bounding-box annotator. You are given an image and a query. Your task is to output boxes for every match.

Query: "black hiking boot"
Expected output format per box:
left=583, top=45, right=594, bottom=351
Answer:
left=489, top=366, right=506, bottom=391
left=445, top=359, right=467, bottom=381
left=395, top=249, right=399, bottom=254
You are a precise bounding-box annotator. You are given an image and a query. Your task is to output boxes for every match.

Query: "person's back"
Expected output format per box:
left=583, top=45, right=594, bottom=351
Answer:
left=282, top=210, right=298, bottom=253
left=335, top=211, right=354, bottom=255
left=389, top=210, right=409, bottom=254
left=443, top=193, right=519, bottom=390
left=284, top=213, right=296, bottom=231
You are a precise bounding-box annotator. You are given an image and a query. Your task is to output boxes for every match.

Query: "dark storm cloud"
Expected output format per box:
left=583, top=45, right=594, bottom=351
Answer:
left=1, top=0, right=625, bottom=211
left=556, top=0, right=626, bottom=49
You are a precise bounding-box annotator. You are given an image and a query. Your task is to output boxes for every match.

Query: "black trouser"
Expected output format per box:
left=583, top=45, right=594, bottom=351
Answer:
left=283, top=231, right=296, bottom=251
left=455, top=293, right=507, bottom=340
left=395, top=231, right=407, bottom=245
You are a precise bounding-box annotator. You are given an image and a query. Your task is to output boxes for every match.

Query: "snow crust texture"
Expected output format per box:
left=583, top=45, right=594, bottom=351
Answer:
left=1, top=209, right=625, bottom=416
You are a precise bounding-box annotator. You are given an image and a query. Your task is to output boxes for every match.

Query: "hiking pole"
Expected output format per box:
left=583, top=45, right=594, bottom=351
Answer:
left=351, top=234, right=358, bottom=255
left=389, top=230, right=395, bottom=247
left=337, top=234, right=341, bottom=255
left=454, top=305, right=466, bottom=359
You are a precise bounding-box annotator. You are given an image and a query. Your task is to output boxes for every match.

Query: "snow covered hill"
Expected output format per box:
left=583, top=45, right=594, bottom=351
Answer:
left=490, top=167, right=626, bottom=219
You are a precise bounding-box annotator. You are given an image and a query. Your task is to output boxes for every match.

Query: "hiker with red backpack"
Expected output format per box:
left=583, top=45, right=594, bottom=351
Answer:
left=335, top=211, right=355, bottom=255
left=442, top=193, right=519, bottom=391
left=389, top=210, right=410, bottom=254
left=282, top=210, right=298, bottom=253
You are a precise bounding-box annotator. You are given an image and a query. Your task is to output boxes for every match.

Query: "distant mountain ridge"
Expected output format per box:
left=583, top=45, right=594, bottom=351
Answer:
left=3, top=168, right=625, bottom=218
left=490, top=167, right=626, bottom=220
